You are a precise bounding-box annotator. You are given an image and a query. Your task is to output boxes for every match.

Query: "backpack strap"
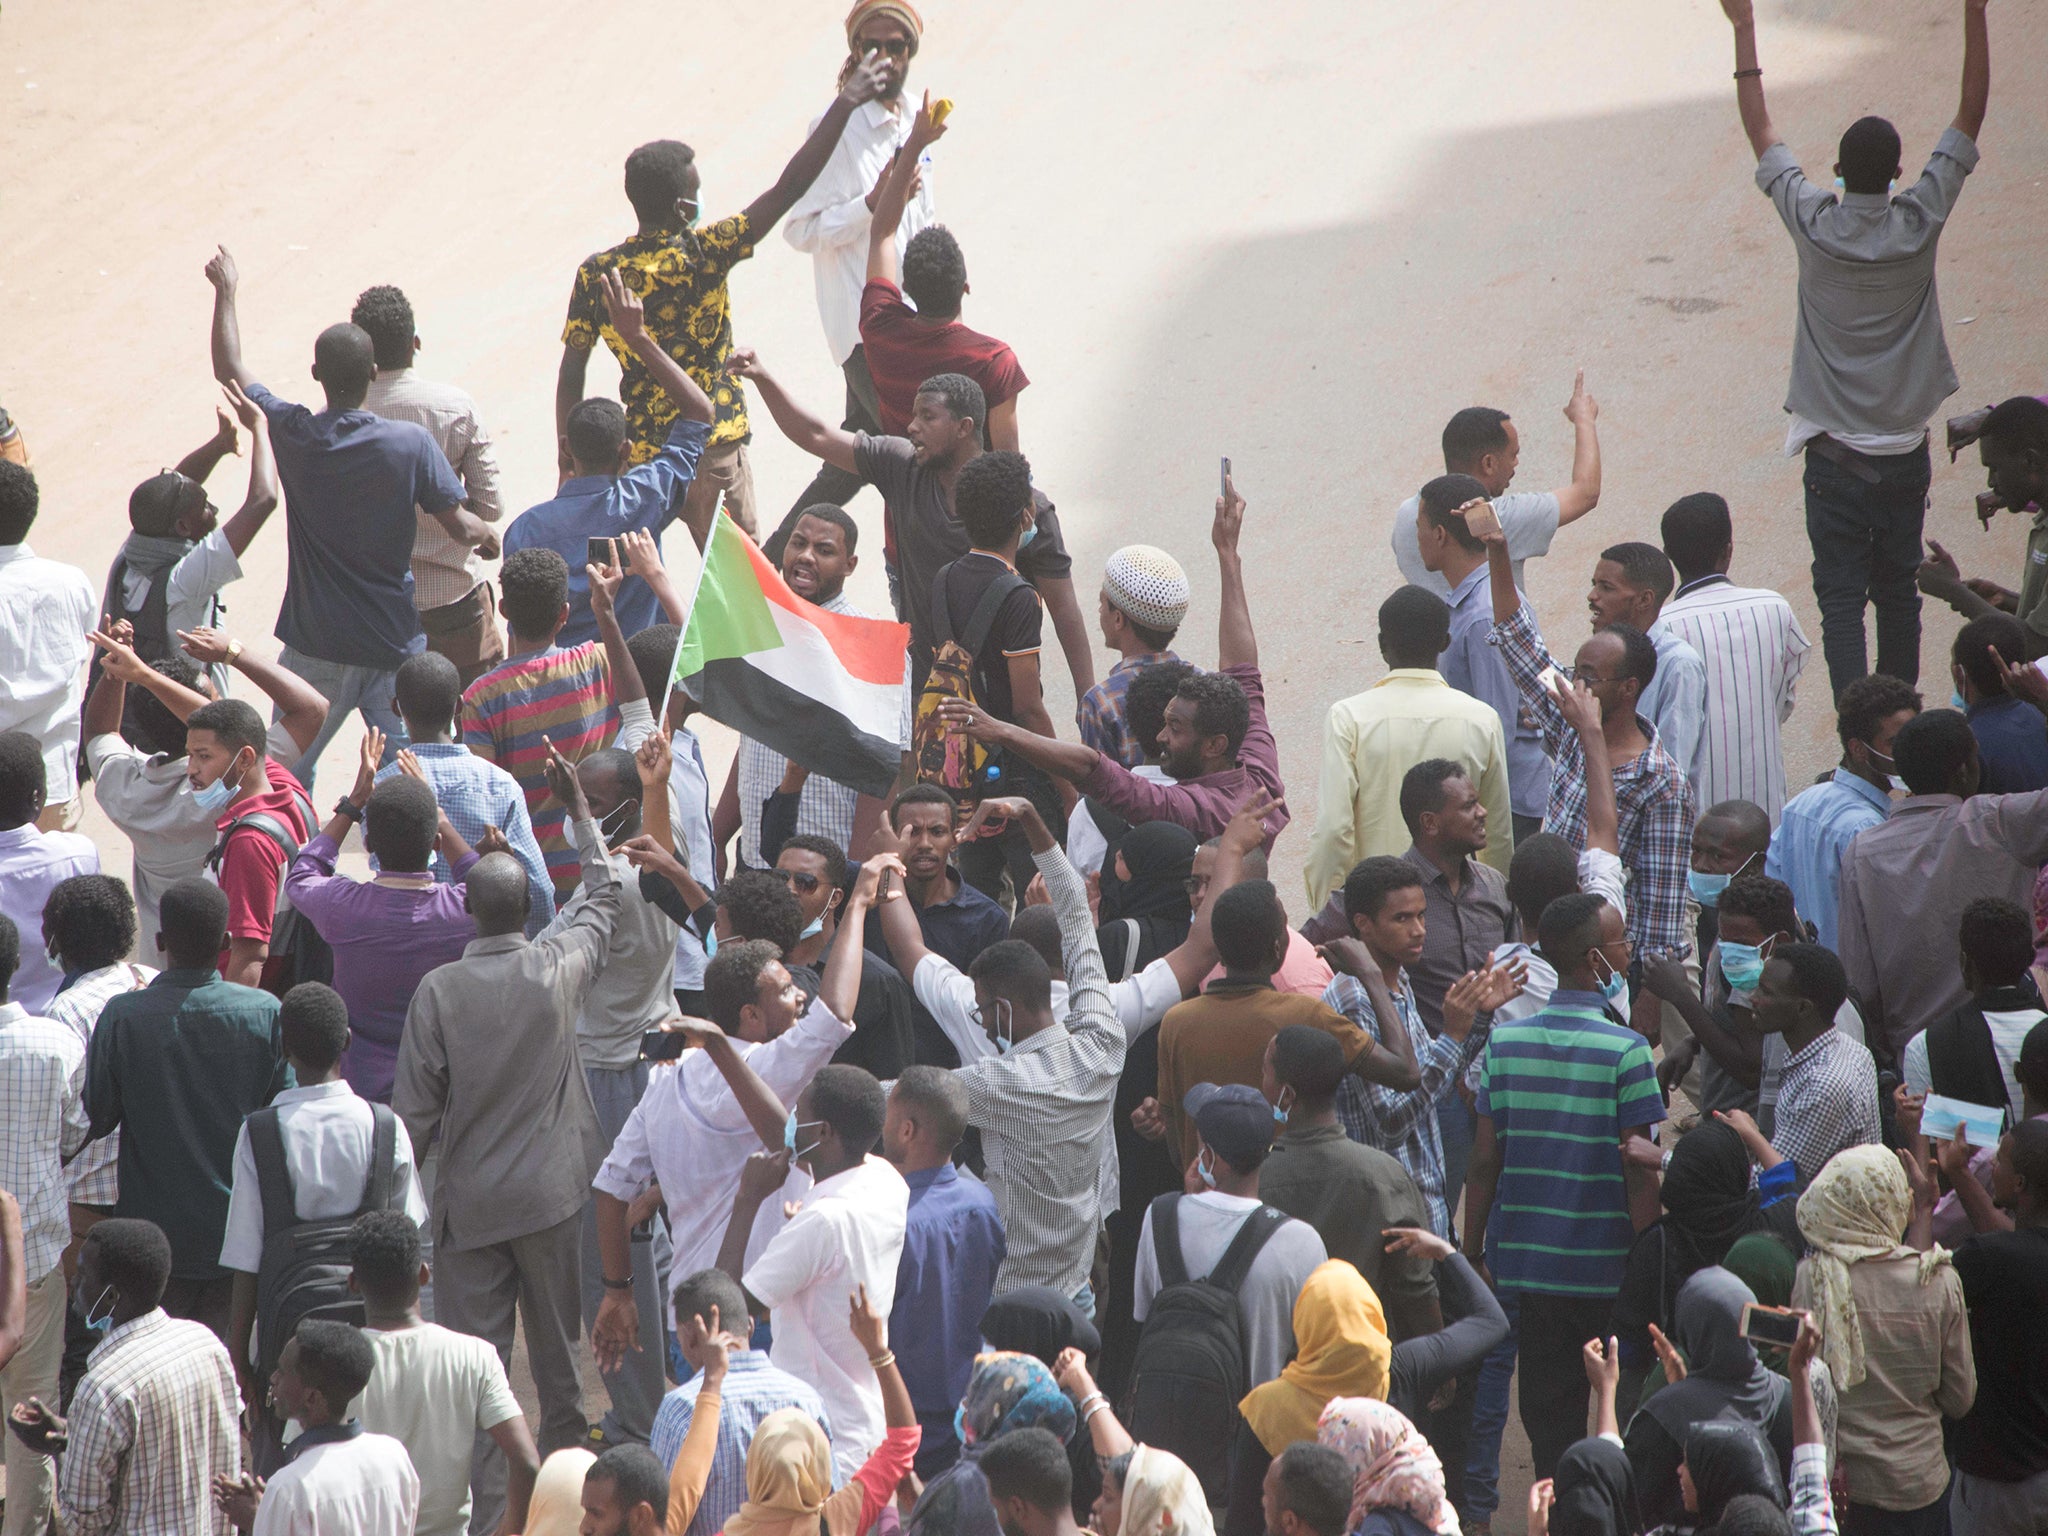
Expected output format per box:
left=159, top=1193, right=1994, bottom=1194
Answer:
left=1206, top=1205, right=1288, bottom=1297
left=1116, top=919, right=1142, bottom=983
left=933, top=567, right=1029, bottom=657
left=208, top=810, right=304, bottom=874
left=246, top=1106, right=300, bottom=1239
left=356, top=1104, right=399, bottom=1215
left=1150, top=1193, right=1190, bottom=1290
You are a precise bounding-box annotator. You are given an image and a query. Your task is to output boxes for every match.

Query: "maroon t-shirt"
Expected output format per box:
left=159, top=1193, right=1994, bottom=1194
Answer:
left=859, top=279, right=1029, bottom=435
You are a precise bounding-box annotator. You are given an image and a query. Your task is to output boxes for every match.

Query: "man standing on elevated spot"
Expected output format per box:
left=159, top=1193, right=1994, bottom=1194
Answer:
left=1718, top=0, right=1990, bottom=697
left=206, top=248, right=495, bottom=789
left=556, top=56, right=889, bottom=543
left=1391, top=376, right=1602, bottom=598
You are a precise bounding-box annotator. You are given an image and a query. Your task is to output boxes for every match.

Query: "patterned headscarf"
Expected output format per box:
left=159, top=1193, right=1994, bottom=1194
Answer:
left=1238, top=1260, right=1392, bottom=1455
left=1795, top=1144, right=1950, bottom=1389
left=722, top=1409, right=832, bottom=1536
left=957, top=1351, right=1076, bottom=1452
left=844, top=0, right=922, bottom=50
left=1120, top=1446, right=1215, bottom=1536
left=1317, top=1398, right=1461, bottom=1536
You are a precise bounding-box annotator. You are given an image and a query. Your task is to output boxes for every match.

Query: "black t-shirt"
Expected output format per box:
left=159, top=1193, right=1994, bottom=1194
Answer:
left=1952, top=1226, right=2048, bottom=1479
left=853, top=433, right=1072, bottom=659
left=932, top=552, right=1043, bottom=724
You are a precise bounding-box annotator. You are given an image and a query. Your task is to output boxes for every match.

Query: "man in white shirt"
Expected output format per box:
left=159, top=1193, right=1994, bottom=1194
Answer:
left=349, top=1212, right=540, bottom=1536
left=219, top=983, right=425, bottom=1458
left=1132, top=1083, right=1328, bottom=1390
left=1390, top=377, right=1603, bottom=598
left=720, top=1063, right=907, bottom=1481
left=587, top=891, right=875, bottom=1395
left=0, top=463, right=97, bottom=831
left=0, top=733, right=99, bottom=1014
left=82, top=625, right=327, bottom=954
left=103, top=389, right=279, bottom=698
left=780, top=0, right=937, bottom=519
left=0, top=911, right=90, bottom=1536
left=352, top=285, right=508, bottom=687
left=216, top=1320, right=419, bottom=1536
left=1658, top=493, right=1811, bottom=821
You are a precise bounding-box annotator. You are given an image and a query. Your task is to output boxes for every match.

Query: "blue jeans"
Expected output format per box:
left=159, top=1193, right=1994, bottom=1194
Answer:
left=1437, top=1087, right=1476, bottom=1226
left=1803, top=440, right=1930, bottom=699
left=276, top=645, right=409, bottom=792
left=1465, top=1288, right=1520, bottom=1521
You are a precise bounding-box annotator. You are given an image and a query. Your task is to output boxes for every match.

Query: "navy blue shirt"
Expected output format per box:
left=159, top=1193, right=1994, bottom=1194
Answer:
left=865, top=867, right=1010, bottom=977
left=503, top=419, right=709, bottom=646
left=1968, top=695, right=2048, bottom=794
left=249, top=382, right=466, bottom=669
left=890, top=1162, right=1007, bottom=1477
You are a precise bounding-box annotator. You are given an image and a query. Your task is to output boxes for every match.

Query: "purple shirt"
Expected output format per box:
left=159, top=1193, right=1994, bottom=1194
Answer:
left=283, top=832, right=479, bottom=1102
left=1079, top=662, right=1288, bottom=848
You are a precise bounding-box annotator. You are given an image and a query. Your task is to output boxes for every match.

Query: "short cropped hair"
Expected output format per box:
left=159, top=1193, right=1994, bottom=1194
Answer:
left=1661, top=492, right=1732, bottom=581
left=1771, top=941, right=1848, bottom=1021
left=1890, top=709, right=1976, bottom=795
left=349, top=285, right=416, bottom=370
left=1959, top=897, right=2034, bottom=988
left=1507, top=833, right=1581, bottom=929
left=789, top=502, right=859, bottom=554
left=186, top=698, right=268, bottom=760
left=1538, top=892, right=1611, bottom=968
left=1599, top=541, right=1675, bottom=604
left=128, top=652, right=207, bottom=758
left=89, top=1219, right=173, bottom=1309
left=806, top=1064, right=887, bottom=1157
left=1274, top=1443, right=1358, bottom=1536
left=588, top=1444, right=669, bottom=1524
left=978, top=1426, right=1073, bottom=1514
left=671, top=1267, right=752, bottom=1336
left=624, top=139, right=695, bottom=224
left=1441, top=407, right=1512, bottom=469
left=365, top=775, right=439, bottom=871
left=158, top=878, right=230, bottom=967
left=1835, top=673, right=1920, bottom=751
left=967, top=940, right=1054, bottom=1013
left=915, top=373, right=986, bottom=433
left=778, top=833, right=850, bottom=892
left=500, top=547, right=571, bottom=641
left=902, top=224, right=967, bottom=317
left=0, top=462, right=39, bottom=544
left=1176, top=671, right=1252, bottom=758
left=892, top=1064, right=970, bottom=1152
left=1399, top=758, right=1469, bottom=837
left=394, top=651, right=463, bottom=736
left=1378, top=585, right=1451, bottom=668
left=1955, top=612, right=2030, bottom=698
left=1343, top=855, right=1426, bottom=922
left=1212, top=880, right=1286, bottom=971
left=1837, top=116, right=1901, bottom=194
left=1272, top=1024, right=1347, bottom=1103
left=891, top=783, right=958, bottom=823
left=626, top=625, right=680, bottom=705
left=1417, top=474, right=1491, bottom=553
left=41, top=874, right=136, bottom=972
left=565, top=398, right=628, bottom=468
left=954, top=450, right=1033, bottom=548
left=279, top=982, right=351, bottom=1072
left=1599, top=622, right=1660, bottom=694
left=1717, top=875, right=1799, bottom=941
left=294, top=1320, right=375, bottom=1412
left=702, top=939, right=785, bottom=1036
left=348, top=1211, right=423, bottom=1300
left=1006, top=906, right=1064, bottom=975
left=1981, top=395, right=2048, bottom=458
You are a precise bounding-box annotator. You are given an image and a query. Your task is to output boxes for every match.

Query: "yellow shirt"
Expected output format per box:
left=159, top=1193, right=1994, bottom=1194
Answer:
left=1304, top=669, right=1513, bottom=909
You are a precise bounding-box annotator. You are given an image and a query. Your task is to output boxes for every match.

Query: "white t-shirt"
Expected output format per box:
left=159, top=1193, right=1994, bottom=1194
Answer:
left=253, top=1430, right=419, bottom=1536
left=358, top=1323, right=524, bottom=1536
left=743, top=1154, right=909, bottom=1480
left=1901, top=1004, right=2043, bottom=1124
left=219, top=1082, right=427, bottom=1284
left=1391, top=489, right=1561, bottom=597
left=1131, top=1191, right=1329, bottom=1390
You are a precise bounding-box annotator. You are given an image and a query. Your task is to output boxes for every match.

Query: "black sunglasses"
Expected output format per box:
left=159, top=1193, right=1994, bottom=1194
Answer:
left=772, top=868, right=823, bottom=894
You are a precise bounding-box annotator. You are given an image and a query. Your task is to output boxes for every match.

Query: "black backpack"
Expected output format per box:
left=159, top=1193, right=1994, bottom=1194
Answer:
left=248, top=1101, right=402, bottom=1379
left=1123, top=1193, right=1287, bottom=1503
left=205, top=789, right=333, bottom=996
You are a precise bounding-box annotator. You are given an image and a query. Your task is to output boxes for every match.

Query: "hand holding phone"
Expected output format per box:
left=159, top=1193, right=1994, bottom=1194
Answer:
left=588, top=535, right=617, bottom=571
left=1737, top=1302, right=1805, bottom=1349
left=1459, top=498, right=1503, bottom=542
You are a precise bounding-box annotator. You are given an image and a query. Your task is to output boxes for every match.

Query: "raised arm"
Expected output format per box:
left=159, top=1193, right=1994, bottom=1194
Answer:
left=205, top=245, right=253, bottom=388
left=599, top=266, right=713, bottom=425
left=1955, top=0, right=1990, bottom=141
left=726, top=350, right=859, bottom=474
left=555, top=344, right=591, bottom=459
left=867, top=91, right=946, bottom=283
left=743, top=59, right=888, bottom=235
left=171, top=407, right=240, bottom=486
left=90, top=626, right=209, bottom=723
left=214, top=383, right=280, bottom=557
left=820, top=859, right=885, bottom=1023
left=1553, top=370, right=1602, bottom=524
left=1214, top=474, right=1256, bottom=669
left=177, top=628, right=331, bottom=757
left=1553, top=673, right=1618, bottom=853
left=673, top=1023, right=790, bottom=1150
left=619, top=529, right=689, bottom=625
left=1721, top=0, right=1779, bottom=159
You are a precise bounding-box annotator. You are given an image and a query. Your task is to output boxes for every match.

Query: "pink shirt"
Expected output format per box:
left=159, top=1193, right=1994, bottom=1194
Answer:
left=1205, top=929, right=1334, bottom=997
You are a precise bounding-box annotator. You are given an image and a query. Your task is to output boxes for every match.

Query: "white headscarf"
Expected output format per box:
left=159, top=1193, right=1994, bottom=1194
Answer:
left=1120, top=1446, right=1214, bottom=1536
left=1795, top=1145, right=1950, bottom=1389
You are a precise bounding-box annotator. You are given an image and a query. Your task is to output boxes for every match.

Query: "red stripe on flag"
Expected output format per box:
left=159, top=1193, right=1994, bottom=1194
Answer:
left=737, top=529, right=910, bottom=688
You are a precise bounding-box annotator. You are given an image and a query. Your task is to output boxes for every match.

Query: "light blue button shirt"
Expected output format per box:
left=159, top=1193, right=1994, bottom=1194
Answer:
left=1766, top=768, right=1893, bottom=951
left=1441, top=565, right=1552, bottom=819
left=1642, top=623, right=1708, bottom=799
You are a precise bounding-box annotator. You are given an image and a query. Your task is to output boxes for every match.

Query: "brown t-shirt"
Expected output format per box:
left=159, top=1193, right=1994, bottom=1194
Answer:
left=1155, top=978, right=1373, bottom=1168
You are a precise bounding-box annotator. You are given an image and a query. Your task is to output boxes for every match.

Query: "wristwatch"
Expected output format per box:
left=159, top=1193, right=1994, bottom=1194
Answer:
left=333, top=797, right=366, bottom=824
left=224, top=638, right=244, bottom=664
left=601, top=1275, right=634, bottom=1291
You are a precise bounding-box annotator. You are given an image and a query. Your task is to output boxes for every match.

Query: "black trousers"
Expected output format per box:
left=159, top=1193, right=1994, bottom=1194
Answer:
left=1803, top=438, right=1931, bottom=699
left=764, top=346, right=886, bottom=567
left=1514, top=1290, right=1615, bottom=1482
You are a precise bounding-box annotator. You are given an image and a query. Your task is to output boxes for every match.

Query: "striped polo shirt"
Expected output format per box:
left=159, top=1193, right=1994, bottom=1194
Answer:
left=460, top=641, right=619, bottom=893
left=1476, top=990, right=1665, bottom=1296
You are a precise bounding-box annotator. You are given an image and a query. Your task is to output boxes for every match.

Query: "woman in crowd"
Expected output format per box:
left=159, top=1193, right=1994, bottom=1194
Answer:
left=1317, top=1397, right=1461, bottom=1536
left=982, top=1287, right=1106, bottom=1524
left=1094, top=822, right=1198, bottom=980
left=905, top=1352, right=1077, bottom=1536
left=1623, top=1269, right=1792, bottom=1527
left=1050, top=1346, right=1211, bottom=1536
left=1645, top=1423, right=1784, bottom=1536
left=1791, top=1146, right=1973, bottom=1535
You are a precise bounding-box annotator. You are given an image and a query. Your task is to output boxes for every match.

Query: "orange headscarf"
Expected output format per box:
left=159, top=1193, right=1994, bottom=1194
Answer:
left=1237, top=1259, right=1392, bottom=1455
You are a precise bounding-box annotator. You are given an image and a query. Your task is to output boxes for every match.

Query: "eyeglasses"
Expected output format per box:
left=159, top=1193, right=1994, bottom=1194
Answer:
left=857, top=35, right=912, bottom=56
left=772, top=868, right=823, bottom=894
left=1562, top=665, right=1620, bottom=685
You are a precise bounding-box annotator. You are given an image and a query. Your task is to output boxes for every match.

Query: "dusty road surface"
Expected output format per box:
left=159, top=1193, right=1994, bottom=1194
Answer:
left=6, top=0, right=2045, bottom=1526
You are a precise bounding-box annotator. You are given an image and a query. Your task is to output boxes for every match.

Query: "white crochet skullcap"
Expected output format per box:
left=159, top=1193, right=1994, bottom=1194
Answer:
left=1103, top=545, right=1191, bottom=633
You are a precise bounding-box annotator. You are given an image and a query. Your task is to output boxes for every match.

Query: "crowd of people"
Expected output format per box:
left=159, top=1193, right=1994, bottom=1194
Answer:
left=1, top=1, right=2043, bottom=1534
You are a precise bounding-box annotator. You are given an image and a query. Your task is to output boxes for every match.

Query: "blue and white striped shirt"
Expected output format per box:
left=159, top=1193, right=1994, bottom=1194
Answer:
left=374, top=740, right=554, bottom=935
left=650, top=1352, right=835, bottom=1536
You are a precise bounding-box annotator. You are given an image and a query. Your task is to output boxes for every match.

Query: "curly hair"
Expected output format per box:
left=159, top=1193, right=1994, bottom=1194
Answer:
left=902, top=224, right=967, bottom=318
left=349, top=285, right=415, bottom=369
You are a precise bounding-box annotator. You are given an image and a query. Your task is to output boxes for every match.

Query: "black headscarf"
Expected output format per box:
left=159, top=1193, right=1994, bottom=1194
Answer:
left=979, top=1287, right=1102, bottom=1366
left=1552, top=1436, right=1639, bottom=1536
left=1616, top=1121, right=1768, bottom=1345
left=1638, top=1268, right=1788, bottom=1446
left=1685, top=1420, right=1786, bottom=1526
left=1095, top=822, right=1196, bottom=979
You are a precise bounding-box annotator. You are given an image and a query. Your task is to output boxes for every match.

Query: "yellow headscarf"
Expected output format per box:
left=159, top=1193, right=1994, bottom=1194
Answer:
left=722, top=1409, right=834, bottom=1536
left=1238, top=1259, right=1392, bottom=1455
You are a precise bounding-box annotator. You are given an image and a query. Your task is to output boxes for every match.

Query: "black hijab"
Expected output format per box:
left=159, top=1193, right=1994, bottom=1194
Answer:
left=1616, top=1121, right=1768, bottom=1342
left=1552, top=1436, right=1639, bottom=1536
left=979, top=1287, right=1102, bottom=1365
left=1686, top=1420, right=1786, bottom=1526
left=1095, top=822, right=1196, bottom=979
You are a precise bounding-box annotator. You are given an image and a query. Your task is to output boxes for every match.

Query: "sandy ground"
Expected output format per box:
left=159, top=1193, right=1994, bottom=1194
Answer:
left=6, top=0, right=2046, bottom=1527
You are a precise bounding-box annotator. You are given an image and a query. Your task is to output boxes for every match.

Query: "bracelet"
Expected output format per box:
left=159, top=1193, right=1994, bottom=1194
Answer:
left=601, top=1275, right=634, bottom=1291
left=333, top=797, right=366, bottom=824
left=1733, top=67, right=1762, bottom=79
left=867, top=1350, right=896, bottom=1370
left=1075, top=1391, right=1106, bottom=1416
left=1082, top=1400, right=1113, bottom=1426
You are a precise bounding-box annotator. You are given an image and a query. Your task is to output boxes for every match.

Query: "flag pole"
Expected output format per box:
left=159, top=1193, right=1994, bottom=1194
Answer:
left=657, top=491, right=723, bottom=734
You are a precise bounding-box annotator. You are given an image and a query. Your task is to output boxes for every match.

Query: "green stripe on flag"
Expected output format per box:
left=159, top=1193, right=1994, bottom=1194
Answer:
left=672, top=517, right=785, bottom=683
